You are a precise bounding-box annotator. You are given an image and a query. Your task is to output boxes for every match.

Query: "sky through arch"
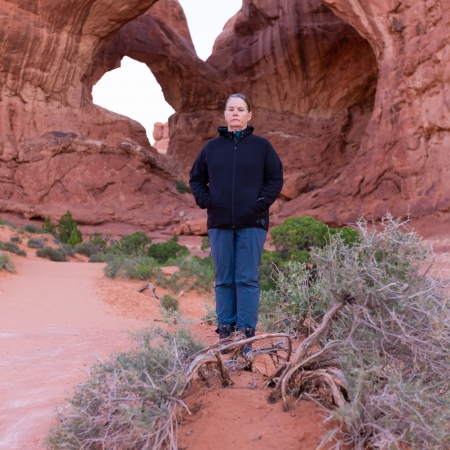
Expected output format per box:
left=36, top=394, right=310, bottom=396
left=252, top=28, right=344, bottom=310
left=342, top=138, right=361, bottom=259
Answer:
left=92, top=0, right=242, bottom=142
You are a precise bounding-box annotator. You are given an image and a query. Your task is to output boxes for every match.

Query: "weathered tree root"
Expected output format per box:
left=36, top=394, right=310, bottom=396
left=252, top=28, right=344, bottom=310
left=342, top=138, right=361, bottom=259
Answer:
left=183, top=333, right=292, bottom=388
left=185, top=350, right=233, bottom=388
left=270, top=301, right=348, bottom=410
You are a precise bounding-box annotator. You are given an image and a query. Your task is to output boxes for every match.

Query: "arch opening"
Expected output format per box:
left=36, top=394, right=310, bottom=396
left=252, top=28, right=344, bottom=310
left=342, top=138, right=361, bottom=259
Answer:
left=92, top=56, right=174, bottom=151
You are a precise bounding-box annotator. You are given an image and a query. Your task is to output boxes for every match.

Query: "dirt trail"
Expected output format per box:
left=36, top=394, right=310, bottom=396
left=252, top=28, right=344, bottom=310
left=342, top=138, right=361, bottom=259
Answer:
left=0, top=257, right=152, bottom=449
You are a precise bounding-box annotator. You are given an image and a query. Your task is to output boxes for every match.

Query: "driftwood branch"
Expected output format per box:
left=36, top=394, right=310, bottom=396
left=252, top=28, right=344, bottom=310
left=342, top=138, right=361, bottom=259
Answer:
left=137, top=281, right=159, bottom=299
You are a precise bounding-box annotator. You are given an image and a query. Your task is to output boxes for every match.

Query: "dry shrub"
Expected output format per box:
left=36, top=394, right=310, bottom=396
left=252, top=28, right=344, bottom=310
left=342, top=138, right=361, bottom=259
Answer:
left=269, top=215, right=450, bottom=450
left=46, top=327, right=203, bottom=450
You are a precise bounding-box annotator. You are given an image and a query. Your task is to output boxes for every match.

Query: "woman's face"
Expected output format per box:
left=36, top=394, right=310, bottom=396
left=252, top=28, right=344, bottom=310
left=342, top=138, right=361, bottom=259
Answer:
left=224, top=97, right=252, bottom=132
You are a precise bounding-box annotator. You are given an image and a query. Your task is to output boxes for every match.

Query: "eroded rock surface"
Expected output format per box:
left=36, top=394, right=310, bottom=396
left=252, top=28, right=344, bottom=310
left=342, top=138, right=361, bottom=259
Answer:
left=294, top=0, right=450, bottom=225
left=2, top=0, right=446, bottom=231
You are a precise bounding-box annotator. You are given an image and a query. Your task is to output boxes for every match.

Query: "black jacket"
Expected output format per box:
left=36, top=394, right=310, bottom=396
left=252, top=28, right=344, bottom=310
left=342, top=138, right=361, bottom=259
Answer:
left=189, top=126, right=283, bottom=231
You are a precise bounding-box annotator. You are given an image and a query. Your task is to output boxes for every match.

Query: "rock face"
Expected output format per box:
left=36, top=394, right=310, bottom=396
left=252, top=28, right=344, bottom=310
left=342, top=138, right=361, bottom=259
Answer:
left=0, top=0, right=197, bottom=228
left=2, top=0, right=447, bottom=231
left=90, top=0, right=378, bottom=223
left=152, top=122, right=170, bottom=154
left=295, top=0, right=450, bottom=225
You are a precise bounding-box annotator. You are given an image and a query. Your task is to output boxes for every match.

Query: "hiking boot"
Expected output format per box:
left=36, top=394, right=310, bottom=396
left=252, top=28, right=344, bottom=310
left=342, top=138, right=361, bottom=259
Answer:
left=217, top=323, right=234, bottom=354
left=237, top=327, right=255, bottom=356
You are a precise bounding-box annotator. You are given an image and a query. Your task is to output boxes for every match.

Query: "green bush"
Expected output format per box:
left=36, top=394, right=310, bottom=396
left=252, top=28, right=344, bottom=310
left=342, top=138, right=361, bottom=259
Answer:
left=114, top=231, right=151, bottom=256
left=42, top=216, right=56, bottom=235
left=147, top=236, right=189, bottom=264
left=0, top=218, right=16, bottom=228
left=59, top=244, right=75, bottom=257
left=36, top=246, right=67, bottom=262
left=74, top=242, right=97, bottom=257
left=0, top=252, right=15, bottom=272
left=0, top=241, right=26, bottom=256
left=260, top=216, right=359, bottom=291
left=88, top=232, right=111, bottom=252
left=24, top=224, right=39, bottom=233
left=176, top=180, right=191, bottom=194
left=27, top=238, right=46, bottom=249
left=57, top=211, right=82, bottom=246
left=201, top=236, right=210, bottom=251
left=88, top=254, right=104, bottom=263
left=160, top=294, right=179, bottom=311
left=103, top=254, right=159, bottom=280
left=10, top=235, right=22, bottom=243
left=156, top=255, right=215, bottom=294
left=46, top=327, right=203, bottom=450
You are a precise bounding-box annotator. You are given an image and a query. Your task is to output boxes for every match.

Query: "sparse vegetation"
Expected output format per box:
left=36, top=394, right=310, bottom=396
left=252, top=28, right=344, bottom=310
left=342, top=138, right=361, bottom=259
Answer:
left=147, top=236, right=188, bottom=264
left=57, top=211, right=82, bottom=246
left=176, top=180, right=191, bottom=194
left=42, top=216, right=57, bottom=235
left=160, top=294, right=179, bottom=312
left=10, top=235, right=22, bottom=243
left=0, top=241, right=26, bottom=256
left=260, top=216, right=359, bottom=290
left=260, top=216, right=450, bottom=450
left=24, top=224, right=39, bottom=233
left=0, top=252, right=15, bottom=272
left=105, top=231, right=152, bottom=256
left=46, top=327, right=203, bottom=450
left=103, top=254, right=160, bottom=280
left=36, top=246, right=67, bottom=262
left=74, top=242, right=97, bottom=257
left=201, top=236, right=210, bottom=251
left=27, top=238, right=46, bottom=249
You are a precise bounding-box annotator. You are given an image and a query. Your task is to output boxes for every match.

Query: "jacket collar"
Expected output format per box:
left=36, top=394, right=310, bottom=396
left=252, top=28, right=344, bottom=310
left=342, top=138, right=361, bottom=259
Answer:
left=217, top=125, right=254, bottom=139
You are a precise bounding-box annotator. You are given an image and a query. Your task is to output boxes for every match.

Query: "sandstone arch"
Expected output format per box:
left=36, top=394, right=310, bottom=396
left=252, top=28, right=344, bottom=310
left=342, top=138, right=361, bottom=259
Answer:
left=0, top=0, right=379, bottom=229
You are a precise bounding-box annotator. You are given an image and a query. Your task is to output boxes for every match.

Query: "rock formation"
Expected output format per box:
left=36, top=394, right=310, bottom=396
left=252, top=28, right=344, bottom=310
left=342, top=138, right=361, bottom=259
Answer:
left=152, top=122, right=170, bottom=154
left=294, top=0, right=450, bottom=226
left=2, top=0, right=447, bottom=233
left=0, top=0, right=196, bottom=229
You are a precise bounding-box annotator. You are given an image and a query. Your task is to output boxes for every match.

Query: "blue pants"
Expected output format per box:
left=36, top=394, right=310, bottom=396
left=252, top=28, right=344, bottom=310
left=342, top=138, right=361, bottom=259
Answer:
left=208, top=228, right=267, bottom=330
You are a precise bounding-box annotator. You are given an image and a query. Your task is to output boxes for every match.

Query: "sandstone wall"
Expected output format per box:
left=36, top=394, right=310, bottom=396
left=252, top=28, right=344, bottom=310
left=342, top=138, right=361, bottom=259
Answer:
left=2, top=0, right=447, bottom=231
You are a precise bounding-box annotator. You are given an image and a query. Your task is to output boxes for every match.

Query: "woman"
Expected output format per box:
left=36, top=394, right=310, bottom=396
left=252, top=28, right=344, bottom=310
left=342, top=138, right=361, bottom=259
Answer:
left=189, top=94, right=283, bottom=353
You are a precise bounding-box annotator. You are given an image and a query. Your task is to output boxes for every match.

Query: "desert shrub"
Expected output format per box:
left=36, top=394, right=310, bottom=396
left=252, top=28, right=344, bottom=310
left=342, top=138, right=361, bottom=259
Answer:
left=176, top=180, right=191, bottom=194
left=88, top=232, right=111, bottom=252
left=160, top=294, right=179, bottom=312
left=42, top=216, right=57, bottom=235
left=36, top=246, right=67, bottom=262
left=201, top=297, right=218, bottom=325
left=259, top=261, right=325, bottom=334
left=46, top=327, right=203, bottom=450
left=103, top=254, right=159, bottom=280
left=0, top=218, right=16, bottom=228
left=57, top=211, right=82, bottom=246
left=59, top=244, right=75, bottom=257
left=147, top=236, right=189, bottom=264
left=201, top=236, right=210, bottom=251
left=27, top=238, right=46, bottom=249
left=157, top=256, right=215, bottom=294
left=88, top=254, right=104, bottom=263
left=74, top=242, right=97, bottom=257
left=24, top=224, right=39, bottom=233
left=268, top=216, right=450, bottom=449
left=10, top=235, right=22, bottom=243
left=111, top=231, right=152, bottom=256
left=0, top=241, right=26, bottom=256
left=260, top=216, right=359, bottom=291
left=0, top=252, right=15, bottom=272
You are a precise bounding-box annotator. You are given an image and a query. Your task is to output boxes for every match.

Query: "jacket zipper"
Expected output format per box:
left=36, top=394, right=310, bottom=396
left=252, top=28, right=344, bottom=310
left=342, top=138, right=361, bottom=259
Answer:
left=231, top=134, right=238, bottom=228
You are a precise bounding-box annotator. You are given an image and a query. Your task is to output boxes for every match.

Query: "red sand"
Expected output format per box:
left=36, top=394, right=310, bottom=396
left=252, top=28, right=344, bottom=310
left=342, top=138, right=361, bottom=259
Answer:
left=0, top=228, right=333, bottom=450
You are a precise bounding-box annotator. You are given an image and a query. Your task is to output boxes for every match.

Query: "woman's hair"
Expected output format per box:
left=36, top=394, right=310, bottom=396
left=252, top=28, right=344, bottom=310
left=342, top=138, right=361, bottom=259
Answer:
left=225, top=93, right=251, bottom=112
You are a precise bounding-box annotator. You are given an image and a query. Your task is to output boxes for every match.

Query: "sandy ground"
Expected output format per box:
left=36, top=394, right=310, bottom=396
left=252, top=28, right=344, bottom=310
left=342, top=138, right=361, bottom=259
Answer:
left=0, top=225, right=335, bottom=450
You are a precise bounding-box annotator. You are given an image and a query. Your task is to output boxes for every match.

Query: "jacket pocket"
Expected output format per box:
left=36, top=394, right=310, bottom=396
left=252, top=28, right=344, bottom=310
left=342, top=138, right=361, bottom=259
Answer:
left=234, top=186, right=259, bottom=226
